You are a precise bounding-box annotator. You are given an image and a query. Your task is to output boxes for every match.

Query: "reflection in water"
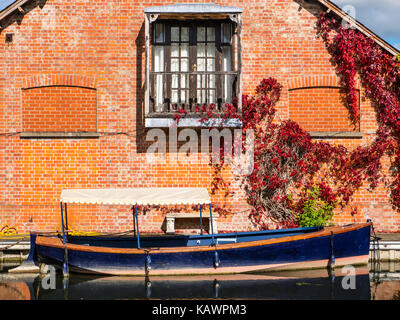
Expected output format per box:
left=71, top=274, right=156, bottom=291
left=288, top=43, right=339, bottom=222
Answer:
left=0, top=264, right=399, bottom=300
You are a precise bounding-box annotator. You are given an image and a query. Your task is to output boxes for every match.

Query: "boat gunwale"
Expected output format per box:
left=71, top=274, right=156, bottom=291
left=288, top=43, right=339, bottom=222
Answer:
left=66, top=225, right=321, bottom=241
left=35, top=222, right=371, bottom=255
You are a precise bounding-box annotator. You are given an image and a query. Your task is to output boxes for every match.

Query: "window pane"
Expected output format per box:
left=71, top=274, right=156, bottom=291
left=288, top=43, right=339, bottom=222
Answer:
left=171, top=58, right=179, bottom=72
left=207, top=44, right=215, bottom=57
left=172, top=74, right=178, bottom=88
left=154, top=46, right=164, bottom=110
left=197, top=90, right=206, bottom=104
left=197, top=58, right=205, bottom=72
left=222, top=23, right=232, bottom=44
left=154, top=24, right=164, bottom=43
left=197, top=43, right=205, bottom=57
left=171, top=44, right=179, bottom=57
left=181, top=58, right=188, bottom=72
left=181, top=74, right=187, bottom=88
left=181, top=27, right=189, bottom=42
left=181, top=43, right=189, bottom=57
left=156, top=74, right=163, bottom=107
left=209, top=90, right=215, bottom=104
left=222, top=47, right=232, bottom=71
left=207, top=59, right=215, bottom=72
left=197, top=27, right=205, bottom=41
left=197, top=90, right=202, bottom=104
left=222, top=47, right=232, bottom=102
left=172, top=90, right=178, bottom=104
left=154, top=46, right=164, bottom=72
left=181, top=90, right=186, bottom=102
left=207, top=27, right=215, bottom=41
left=209, top=74, right=215, bottom=88
left=171, top=27, right=179, bottom=42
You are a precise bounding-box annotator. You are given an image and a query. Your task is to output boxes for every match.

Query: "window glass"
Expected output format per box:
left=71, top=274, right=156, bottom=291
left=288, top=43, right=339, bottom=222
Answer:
left=171, top=27, right=179, bottom=42
left=222, top=23, right=232, bottom=44
left=222, top=47, right=232, bottom=103
left=181, top=27, right=189, bottom=42
left=154, top=46, right=164, bottom=110
left=197, top=26, right=216, bottom=104
left=207, top=27, right=215, bottom=41
left=197, top=27, right=205, bottom=41
left=154, top=23, right=164, bottom=43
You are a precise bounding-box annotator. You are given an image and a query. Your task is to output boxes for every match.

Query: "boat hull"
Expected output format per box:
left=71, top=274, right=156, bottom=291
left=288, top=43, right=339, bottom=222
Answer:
left=34, top=223, right=371, bottom=276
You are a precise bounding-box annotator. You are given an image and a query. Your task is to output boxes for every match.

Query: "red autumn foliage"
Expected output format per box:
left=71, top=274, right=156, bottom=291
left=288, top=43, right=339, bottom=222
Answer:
left=317, top=12, right=400, bottom=210
left=170, top=13, right=400, bottom=229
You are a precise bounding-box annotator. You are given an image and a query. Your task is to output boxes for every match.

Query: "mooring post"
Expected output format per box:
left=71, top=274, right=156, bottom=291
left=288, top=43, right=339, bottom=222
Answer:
left=209, top=203, right=220, bottom=268
left=60, top=201, right=68, bottom=277
left=132, top=205, right=136, bottom=237
left=199, top=204, right=203, bottom=235
left=64, top=203, right=68, bottom=232
left=145, top=275, right=152, bottom=299
left=209, top=203, right=215, bottom=244
left=329, top=231, right=335, bottom=270
left=135, top=204, right=141, bottom=249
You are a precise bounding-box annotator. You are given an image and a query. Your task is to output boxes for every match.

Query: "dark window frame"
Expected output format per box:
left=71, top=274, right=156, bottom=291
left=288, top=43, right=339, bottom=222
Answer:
left=149, top=19, right=238, bottom=115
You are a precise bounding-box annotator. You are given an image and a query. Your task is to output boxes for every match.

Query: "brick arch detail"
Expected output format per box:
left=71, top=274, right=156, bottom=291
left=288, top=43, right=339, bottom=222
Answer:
left=287, top=75, right=360, bottom=91
left=287, top=75, right=360, bottom=132
left=22, top=74, right=96, bottom=90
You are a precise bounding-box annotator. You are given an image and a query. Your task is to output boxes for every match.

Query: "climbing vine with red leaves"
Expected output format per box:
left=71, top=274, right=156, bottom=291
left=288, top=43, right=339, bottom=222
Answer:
left=168, top=12, right=400, bottom=230
left=317, top=12, right=400, bottom=210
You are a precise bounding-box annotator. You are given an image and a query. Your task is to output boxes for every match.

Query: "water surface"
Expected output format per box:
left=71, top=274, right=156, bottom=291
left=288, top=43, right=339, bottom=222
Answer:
left=0, top=263, right=399, bottom=300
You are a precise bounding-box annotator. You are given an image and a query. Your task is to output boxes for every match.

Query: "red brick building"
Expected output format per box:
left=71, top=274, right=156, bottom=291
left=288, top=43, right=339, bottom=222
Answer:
left=0, top=0, right=399, bottom=234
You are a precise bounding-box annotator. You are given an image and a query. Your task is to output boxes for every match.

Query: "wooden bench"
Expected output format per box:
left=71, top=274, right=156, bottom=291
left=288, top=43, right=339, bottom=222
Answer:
left=165, top=212, right=219, bottom=234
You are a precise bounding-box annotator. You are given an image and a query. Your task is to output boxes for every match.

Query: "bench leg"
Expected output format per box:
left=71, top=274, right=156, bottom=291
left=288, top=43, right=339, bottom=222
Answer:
left=166, top=217, right=175, bottom=234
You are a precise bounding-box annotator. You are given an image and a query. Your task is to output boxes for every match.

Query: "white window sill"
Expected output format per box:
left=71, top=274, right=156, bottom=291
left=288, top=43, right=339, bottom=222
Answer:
left=145, top=117, right=242, bottom=128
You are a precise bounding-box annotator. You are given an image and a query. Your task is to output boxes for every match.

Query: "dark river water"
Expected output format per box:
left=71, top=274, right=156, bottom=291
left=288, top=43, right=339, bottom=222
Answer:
left=0, top=262, right=399, bottom=300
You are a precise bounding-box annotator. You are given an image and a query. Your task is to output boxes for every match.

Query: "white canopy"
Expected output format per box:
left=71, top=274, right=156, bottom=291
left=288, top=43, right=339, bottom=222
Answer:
left=60, top=188, right=211, bottom=206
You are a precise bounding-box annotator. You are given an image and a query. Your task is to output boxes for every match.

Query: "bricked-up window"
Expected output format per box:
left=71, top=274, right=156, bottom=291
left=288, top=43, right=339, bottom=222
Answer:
left=289, top=87, right=360, bottom=133
left=21, top=86, right=97, bottom=134
left=144, top=4, right=243, bottom=121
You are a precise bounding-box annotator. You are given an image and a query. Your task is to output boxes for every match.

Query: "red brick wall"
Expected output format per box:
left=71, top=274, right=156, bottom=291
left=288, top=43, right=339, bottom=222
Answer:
left=0, top=0, right=398, bottom=233
left=289, top=87, right=357, bottom=132
left=22, top=86, right=97, bottom=132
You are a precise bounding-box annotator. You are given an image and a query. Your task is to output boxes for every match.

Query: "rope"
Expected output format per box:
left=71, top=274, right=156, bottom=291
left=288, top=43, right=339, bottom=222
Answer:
left=0, top=223, right=18, bottom=236
left=0, top=224, right=29, bottom=250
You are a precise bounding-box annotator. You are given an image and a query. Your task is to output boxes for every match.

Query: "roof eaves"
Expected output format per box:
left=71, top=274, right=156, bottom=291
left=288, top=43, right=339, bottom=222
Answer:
left=0, top=0, right=30, bottom=21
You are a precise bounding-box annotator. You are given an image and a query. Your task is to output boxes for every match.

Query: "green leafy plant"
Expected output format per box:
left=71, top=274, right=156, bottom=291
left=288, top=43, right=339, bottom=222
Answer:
left=296, top=184, right=335, bottom=228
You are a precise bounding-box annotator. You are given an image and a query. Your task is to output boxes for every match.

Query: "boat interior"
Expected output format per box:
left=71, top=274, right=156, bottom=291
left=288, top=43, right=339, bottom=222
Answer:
left=61, top=227, right=322, bottom=249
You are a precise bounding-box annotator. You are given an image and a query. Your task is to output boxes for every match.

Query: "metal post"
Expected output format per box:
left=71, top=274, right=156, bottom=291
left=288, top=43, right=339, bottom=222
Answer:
left=329, top=231, right=335, bottom=270
left=64, top=203, right=68, bottom=232
left=60, top=202, right=68, bottom=277
left=199, top=204, right=203, bottom=235
left=132, top=206, right=136, bottom=237
left=135, top=204, right=141, bottom=249
left=209, top=203, right=215, bottom=244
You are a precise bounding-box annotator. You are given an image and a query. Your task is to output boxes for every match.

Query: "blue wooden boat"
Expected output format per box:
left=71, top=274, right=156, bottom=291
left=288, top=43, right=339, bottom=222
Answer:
left=27, top=188, right=372, bottom=276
